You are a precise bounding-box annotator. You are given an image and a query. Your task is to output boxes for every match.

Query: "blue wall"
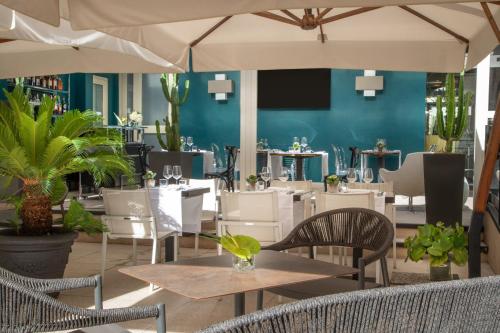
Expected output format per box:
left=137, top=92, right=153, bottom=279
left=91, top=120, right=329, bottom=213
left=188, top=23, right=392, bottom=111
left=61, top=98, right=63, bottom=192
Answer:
left=142, top=69, right=425, bottom=181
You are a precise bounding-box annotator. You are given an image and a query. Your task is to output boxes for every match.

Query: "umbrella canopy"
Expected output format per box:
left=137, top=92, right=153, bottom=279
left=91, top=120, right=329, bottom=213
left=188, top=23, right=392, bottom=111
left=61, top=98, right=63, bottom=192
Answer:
left=0, top=7, right=182, bottom=79
left=99, top=2, right=500, bottom=72
left=0, top=1, right=499, bottom=72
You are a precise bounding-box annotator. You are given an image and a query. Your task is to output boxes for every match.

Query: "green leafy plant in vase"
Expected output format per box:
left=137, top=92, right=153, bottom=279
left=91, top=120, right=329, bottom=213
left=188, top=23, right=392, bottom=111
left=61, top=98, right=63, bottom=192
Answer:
left=404, top=222, right=468, bottom=281
left=143, top=170, right=156, bottom=188
left=436, top=72, right=473, bottom=153
left=202, top=232, right=261, bottom=272
left=155, top=73, right=190, bottom=151
left=326, top=175, right=340, bottom=193
left=246, top=174, right=258, bottom=191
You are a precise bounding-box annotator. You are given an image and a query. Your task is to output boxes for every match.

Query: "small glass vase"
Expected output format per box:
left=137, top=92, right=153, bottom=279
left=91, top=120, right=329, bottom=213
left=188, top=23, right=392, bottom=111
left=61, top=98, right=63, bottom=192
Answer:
left=430, top=261, right=451, bottom=281
left=232, top=255, right=256, bottom=272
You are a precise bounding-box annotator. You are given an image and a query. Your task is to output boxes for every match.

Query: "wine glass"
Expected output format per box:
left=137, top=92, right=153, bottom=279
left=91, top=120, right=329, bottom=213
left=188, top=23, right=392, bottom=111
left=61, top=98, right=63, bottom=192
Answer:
left=278, top=167, right=289, bottom=183
left=261, top=166, right=271, bottom=189
left=347, top=168, right=357, bottom=183
left=173, top=165, right=182, bottom=185
left=180, top=136, right=185, bottom=151
left=186, top=136, right=193, bottom=151
left=163, top=165, right=173, bottom=184
left=363, top=168, right=374, bottom=183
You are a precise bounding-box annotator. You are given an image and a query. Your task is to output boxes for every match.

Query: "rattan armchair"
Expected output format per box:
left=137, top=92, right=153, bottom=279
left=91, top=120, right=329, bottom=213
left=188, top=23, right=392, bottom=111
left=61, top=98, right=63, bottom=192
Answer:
left=263, top=208, right=394, bottom=299
left=199, top=275, right=500, bottom=333
left=0, top=267, right=166, bottom=333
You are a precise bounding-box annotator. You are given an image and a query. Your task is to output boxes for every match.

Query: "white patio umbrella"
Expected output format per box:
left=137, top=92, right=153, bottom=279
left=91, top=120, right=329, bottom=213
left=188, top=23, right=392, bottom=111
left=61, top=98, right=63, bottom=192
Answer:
left=0, top=1, right=498, bottom=72
left=0, top=7, right=182, bottom=79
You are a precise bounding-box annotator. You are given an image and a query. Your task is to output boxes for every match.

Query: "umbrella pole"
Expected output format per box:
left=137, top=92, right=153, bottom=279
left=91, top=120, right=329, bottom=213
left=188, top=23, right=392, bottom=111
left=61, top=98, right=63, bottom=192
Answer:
left=468, top=93, right=499, bottom=278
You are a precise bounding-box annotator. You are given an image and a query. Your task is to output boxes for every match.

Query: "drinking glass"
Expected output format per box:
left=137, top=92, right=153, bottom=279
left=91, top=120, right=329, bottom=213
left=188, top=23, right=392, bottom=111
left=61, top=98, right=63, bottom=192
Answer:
left=180, top=136, right=185, bottom=151
left=347, top=168, right=357, bottom=183
left=186, top=136, right=193, bottom=151
left=363, top=168, right=374, bottom=183
left=261, top=166, right=271, bottom=189
left=263, top=138, right=268, bottom=149
left=173, top=165, right=182, bottom=184
left=278, top=167, right=289, bottom=183
left=300, top=137, right=308, bottom=151
left=163, top=165, right=173, bottom=183
left=159, top=179, right=168, bottom=187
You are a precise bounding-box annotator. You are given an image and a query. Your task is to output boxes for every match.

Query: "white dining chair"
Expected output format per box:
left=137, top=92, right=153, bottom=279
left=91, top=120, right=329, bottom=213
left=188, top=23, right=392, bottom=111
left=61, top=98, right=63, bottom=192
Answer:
left=188, top=178, right=219, bottom=256
left=101, top=189, right=178, bottom=291
left=218, top=191, right=280, bottom=254
left=270, top=180, right=313, bottom=191
left=348, top=182, right=397, bottom=269
left=316, top=191, right=375, bottom=265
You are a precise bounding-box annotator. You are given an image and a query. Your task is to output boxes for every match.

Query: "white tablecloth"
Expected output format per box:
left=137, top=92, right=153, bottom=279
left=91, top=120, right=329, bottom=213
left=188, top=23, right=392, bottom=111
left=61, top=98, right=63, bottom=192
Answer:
left=147, top=186, right=204, bottom=234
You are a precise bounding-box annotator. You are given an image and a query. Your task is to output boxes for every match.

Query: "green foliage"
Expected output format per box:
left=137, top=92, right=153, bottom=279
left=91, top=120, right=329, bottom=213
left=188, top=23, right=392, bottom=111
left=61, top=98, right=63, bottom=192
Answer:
left=436, top=73, right=473, bottom=152
left=201, top=232, right=261, bottom=261
left=0, top=85, right=133, bottom=201
left=246, top=174, right=258, bottom=185
left=60, top=200, right=108, bottom=235
left=155, top=73, right=190, bottom=151
left=404, top=222, right=468, bottom=267
left=144, top=170, right=156, bottom=180
left=326, top=175, right=340, bottom=185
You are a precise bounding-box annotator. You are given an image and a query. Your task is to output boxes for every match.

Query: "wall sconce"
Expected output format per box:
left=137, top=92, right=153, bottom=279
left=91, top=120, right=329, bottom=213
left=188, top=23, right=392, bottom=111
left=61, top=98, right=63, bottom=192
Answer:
left=208, top=74, right=233, bottom=101
left=355, top=70, right=384, bottom=97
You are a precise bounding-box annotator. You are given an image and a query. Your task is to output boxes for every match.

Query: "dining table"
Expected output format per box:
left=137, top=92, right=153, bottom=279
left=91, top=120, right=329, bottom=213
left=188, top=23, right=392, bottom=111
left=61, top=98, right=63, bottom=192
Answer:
left=53, top=185, right=210, bottom=261
left=119, top=250, right=358, bottom=317
left=269, top=151, right=325, bottom=181
left=360, top=149, right=402, bottom=170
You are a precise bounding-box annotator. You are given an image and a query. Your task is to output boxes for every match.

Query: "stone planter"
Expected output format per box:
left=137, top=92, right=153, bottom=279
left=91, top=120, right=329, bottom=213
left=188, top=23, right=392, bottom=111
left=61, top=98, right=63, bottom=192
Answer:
left=148, top=151, right=195, bottom=183
left=423, top=153, right=465, bottom=226
left=0, top=230, right=77, bottom=279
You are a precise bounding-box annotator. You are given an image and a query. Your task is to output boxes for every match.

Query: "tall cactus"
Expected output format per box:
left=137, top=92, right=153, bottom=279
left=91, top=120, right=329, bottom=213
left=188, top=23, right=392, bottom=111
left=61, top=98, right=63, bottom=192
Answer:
left=436, top=73, right=473, bottom=153
left=155, top=73, right=190, bottom=151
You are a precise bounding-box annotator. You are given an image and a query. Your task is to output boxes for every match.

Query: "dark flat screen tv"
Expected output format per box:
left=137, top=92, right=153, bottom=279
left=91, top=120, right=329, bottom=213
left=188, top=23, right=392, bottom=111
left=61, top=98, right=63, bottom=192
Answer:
left=258, top=69, right=331, bottom=109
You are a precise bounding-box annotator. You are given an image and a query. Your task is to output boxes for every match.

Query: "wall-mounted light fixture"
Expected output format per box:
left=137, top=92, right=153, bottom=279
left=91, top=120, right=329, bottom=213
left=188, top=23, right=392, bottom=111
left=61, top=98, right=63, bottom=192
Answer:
left=208, top=74, right=233, bottom=101
left=355, top=70, right=384, bottom=97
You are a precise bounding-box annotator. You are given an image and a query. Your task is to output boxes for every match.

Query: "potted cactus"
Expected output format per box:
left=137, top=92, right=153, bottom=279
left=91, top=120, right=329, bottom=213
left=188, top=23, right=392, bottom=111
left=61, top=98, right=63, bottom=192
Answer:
left=150, top=74, right=196, bottom=179
left=424, top=73, right=472, bottom=226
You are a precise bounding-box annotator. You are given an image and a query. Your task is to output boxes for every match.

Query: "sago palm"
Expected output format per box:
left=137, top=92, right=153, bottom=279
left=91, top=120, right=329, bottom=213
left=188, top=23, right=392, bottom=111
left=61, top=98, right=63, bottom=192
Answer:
left=0, top=85, right=132, bottom=235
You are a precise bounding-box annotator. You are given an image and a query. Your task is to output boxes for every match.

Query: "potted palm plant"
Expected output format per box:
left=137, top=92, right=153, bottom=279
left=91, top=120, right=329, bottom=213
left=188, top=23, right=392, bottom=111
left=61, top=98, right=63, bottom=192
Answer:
left=0, top=86, right=132, bottom=279
left=424, top=72, right=473, bottom=226
left=404, top=222, right=468, bottom=281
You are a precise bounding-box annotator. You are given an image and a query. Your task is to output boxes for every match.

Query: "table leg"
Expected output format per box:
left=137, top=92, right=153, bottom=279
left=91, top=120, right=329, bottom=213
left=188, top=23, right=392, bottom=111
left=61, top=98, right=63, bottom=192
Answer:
left=234, top=292, right=245, bottom=317
left=164, top=236, right=175, bottom=262
left=352, top=247, right=363, bottom=281
left=295, top=157, right=305, bottom=181
left=257, top=289, right=264, bottom=310
left=377, top=157, right=385, bottom=169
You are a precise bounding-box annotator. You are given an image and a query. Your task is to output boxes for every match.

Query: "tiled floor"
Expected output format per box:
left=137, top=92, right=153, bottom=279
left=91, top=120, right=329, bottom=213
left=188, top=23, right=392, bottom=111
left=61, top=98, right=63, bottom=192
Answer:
left=58, top=241, right=494, bottom=333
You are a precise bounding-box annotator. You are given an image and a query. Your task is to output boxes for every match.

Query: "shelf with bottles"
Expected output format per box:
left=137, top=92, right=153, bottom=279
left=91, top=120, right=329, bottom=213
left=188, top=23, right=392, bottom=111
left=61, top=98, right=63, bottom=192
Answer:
left=5, top=76, right=69, bottom=95
left=28, top=92, right=69, bottom=117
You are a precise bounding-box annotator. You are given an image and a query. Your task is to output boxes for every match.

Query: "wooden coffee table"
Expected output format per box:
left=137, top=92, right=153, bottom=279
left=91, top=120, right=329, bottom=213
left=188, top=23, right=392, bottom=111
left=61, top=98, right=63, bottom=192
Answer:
left=120, top=251, right=358, bottom=317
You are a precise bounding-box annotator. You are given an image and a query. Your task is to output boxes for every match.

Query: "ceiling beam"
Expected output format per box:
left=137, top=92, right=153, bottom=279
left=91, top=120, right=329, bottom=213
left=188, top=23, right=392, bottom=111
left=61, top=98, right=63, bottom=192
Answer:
left=481, top=2, right=500, bottom=43
left=320, top=7, right=380, bottom=25
left=316, top=8, right=326, bottom=43
left=400, top=6, right=469, bottom=44
left=253, top=12, right=301, bottom=26
left=280, top=9, right=302, bottom=23
left=190, top=16, right=232, bottom=47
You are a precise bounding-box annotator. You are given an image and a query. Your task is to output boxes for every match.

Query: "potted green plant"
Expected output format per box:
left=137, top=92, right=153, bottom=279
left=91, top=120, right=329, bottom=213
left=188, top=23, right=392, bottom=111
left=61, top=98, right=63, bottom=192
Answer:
left=246, top=174, right=258, bottom=191
left=151, top=73, right=196, bottom=179
left=143, top=170, right=156, bottom=188
left=326, top=175, right=340, bottom=193
left=0, top=85, right=132, bottom=279
left=404, top=222, right=468, bottom=281
left=375, top=138, right=386, bottom=153
left=202, top=232, right=261, bottom=272
left=424, top=72, right=473, bottom=226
